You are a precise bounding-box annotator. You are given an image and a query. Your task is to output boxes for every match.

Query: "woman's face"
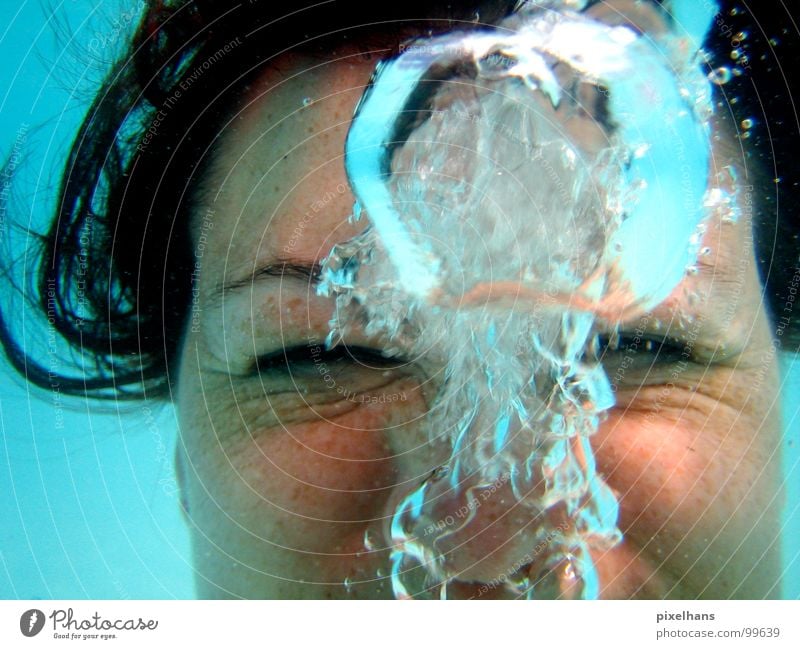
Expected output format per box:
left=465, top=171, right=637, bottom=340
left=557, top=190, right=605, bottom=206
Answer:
left=174, top=30, right=785, bottom=598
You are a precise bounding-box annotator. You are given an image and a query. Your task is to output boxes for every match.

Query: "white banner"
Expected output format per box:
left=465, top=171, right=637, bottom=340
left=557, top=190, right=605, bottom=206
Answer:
left=1, top=600, right=798, bottom=648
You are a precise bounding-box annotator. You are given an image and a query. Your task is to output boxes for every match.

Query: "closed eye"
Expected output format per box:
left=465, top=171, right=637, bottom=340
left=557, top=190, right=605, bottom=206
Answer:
left=593, top=331, right=687, bottom=365
left=253, top=344, right=406, bottom=377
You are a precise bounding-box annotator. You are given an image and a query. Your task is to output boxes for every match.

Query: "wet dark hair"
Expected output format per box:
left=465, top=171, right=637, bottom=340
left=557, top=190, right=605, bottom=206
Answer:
left=0, top=0, right=798, bottom=401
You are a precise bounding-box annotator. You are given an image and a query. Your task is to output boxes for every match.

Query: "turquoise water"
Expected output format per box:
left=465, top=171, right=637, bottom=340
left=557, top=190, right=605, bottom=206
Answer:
left=0, top=0, right=797, bottom=599
left=780, top=354, right=800, bottom=598
left=0, top=0, right=192, bottom=598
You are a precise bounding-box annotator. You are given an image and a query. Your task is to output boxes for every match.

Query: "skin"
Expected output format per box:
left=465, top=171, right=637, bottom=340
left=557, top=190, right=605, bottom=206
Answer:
left=174, top=4, right=785, bottom=599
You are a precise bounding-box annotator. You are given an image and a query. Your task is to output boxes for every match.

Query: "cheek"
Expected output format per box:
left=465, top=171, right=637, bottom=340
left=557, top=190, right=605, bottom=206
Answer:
left=591, top=373, right=784, bottom=596
left=595, top=381, right=781, bottom=526
left=235, top=416, right=397, bottom=533
left=596, top=403, right=729, bottom=524
left=181, top=376, right=433, bottom=556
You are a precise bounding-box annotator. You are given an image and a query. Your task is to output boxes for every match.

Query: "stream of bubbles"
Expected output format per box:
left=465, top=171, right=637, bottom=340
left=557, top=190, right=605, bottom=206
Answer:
left=319, top=0, right=719, bottom=598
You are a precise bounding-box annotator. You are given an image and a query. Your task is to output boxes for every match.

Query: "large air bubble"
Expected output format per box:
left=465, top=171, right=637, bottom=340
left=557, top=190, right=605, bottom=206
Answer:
left=319, top=0, right=718, bottom=598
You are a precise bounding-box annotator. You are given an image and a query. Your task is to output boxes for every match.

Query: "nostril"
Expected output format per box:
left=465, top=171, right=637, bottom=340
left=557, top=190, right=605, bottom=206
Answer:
left=440, top=550, right=590, bottom=600
left=448, top=545, right=598, bottom=600
left=525, top=552, right=594, bottom=599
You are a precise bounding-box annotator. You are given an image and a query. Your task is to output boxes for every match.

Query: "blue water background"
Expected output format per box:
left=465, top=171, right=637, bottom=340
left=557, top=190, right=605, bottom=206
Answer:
left=0, top=0, right=193, bottom=598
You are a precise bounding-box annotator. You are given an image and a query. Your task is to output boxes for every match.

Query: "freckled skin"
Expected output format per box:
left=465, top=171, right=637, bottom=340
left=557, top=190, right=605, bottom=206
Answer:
left=175, top=6, right=784, bottom=599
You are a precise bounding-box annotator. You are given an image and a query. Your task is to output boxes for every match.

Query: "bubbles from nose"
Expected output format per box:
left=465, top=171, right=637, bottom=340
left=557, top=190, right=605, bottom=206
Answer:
left=373, top=418, right=628, bottom=599
left=322, top=0, right=717, bottom=599
left=409, top=473, right=550, bottom=584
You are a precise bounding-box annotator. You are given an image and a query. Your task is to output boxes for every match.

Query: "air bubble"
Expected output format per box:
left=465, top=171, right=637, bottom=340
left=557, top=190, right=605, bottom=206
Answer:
left=363, top=528, right=378, bottom=552
left=302, top=97, right=313, bottom=106
left=323, top=0, right=715, bottom=601
left=708, top=67, right=732, bottom=85
left=741, top=118, right=755, bottom=131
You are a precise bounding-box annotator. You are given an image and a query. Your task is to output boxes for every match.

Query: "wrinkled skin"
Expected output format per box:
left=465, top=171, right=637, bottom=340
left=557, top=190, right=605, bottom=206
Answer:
left=175, top=1, right=784, bottom=598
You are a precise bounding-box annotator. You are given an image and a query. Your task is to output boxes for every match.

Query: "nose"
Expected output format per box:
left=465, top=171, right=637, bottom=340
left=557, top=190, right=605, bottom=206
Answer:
left=382, top=405, right=622, bottom=599
left=396, top=469, right=549, bottom=588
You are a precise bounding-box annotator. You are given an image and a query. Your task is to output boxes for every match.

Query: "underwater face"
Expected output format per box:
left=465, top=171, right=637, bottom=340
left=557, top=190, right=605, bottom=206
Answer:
left=174, top=5, right=784, bottom=599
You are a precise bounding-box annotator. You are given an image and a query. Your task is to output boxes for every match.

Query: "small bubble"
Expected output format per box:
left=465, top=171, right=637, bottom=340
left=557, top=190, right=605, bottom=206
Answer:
left=734, top=31, right=748, bottom=43
left=700, top=247, right=712, bottom=256
left=741, top=131, right=750, bottom=139
left=730, top=48, right=741, bottom=60
left=708, top=67, right=732, bottom=85
left=769, top=37, right=780, bottom=47
left=363, top=528, right=378, bottom=552
left=729, top=7, right=739, bottom=16
left=302, top=97, right=313, bottom=106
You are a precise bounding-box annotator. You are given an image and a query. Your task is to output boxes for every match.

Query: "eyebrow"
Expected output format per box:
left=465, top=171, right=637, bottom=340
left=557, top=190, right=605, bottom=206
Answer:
left=214, top=259, right=323, bottom=301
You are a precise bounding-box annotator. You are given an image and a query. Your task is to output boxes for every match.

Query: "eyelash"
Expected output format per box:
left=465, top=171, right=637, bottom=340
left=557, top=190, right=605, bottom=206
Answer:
left=594, top=332, right=687, bottom=363
left=250, top=331, right=687, bottom=378
left=253, top=344, right=404, bottom=375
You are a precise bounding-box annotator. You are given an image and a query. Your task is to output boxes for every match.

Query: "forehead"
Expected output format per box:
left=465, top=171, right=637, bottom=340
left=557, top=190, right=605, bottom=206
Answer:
left=197, top=52, right=380, bottom=291
left=193, top=44, right=757, bottom=321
